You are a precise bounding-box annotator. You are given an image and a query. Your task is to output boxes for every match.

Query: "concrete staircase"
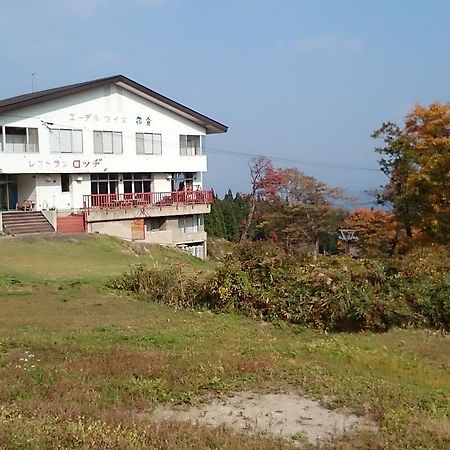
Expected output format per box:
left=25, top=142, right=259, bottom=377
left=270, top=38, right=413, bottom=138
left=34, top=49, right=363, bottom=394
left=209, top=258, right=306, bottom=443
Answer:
left=2, top=211, right=55, bottom=235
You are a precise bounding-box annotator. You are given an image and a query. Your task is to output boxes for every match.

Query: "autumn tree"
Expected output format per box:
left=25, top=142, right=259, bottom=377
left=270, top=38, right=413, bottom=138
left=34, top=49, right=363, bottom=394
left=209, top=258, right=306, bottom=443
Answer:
left=374, top=102, right=450, bottom=244
left=405, top=103, right=450, bottom=241
left=246, top=166, right=346, bottom=255
left=278, top=168, right=346, bottom=255
left=373, top=122, right=416, bottom=239
left=240, top=156, right=284, bottom=242
left=341, top=208, right=397, bottom=257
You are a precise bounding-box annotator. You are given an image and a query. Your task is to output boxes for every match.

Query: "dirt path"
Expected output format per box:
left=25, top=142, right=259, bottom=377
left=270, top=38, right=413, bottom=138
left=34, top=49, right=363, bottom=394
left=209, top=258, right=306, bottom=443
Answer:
left=154, top=391, right=378, bottom=446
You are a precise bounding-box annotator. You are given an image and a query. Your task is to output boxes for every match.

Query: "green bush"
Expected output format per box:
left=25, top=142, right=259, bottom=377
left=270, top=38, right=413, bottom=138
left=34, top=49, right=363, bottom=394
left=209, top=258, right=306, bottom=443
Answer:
left=110, top=243, right=450, bottom=332
left=108, top=264, right=201, bottom=309
left=200, top=242, right=450, bottom=331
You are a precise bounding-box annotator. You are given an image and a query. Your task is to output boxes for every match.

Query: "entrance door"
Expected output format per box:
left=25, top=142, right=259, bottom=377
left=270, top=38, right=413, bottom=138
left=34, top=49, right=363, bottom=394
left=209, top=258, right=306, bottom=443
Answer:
left=131, top=218, right=145, bottom=240
left=8, top=183, right=18, bottom=210
left=0, top=184, right=7, bottom=210
left=0, top=182, right=18, bottom=210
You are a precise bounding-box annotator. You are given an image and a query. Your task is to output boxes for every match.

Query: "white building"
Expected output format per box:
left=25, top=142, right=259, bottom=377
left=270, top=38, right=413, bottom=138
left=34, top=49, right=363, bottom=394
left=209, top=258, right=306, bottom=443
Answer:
left=0, top=75, right=227, bottom=258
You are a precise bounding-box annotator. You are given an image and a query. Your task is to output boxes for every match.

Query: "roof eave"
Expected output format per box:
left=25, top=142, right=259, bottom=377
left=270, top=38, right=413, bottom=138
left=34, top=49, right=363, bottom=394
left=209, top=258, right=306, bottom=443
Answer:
left=0, top=75, right=228, bottom=134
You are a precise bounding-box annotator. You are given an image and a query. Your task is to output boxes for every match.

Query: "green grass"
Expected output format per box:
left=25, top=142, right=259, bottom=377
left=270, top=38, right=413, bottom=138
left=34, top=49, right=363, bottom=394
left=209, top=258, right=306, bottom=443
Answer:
left=0, top=235, right=449, bottom=449
left=0, top=234, right=213, bottom=283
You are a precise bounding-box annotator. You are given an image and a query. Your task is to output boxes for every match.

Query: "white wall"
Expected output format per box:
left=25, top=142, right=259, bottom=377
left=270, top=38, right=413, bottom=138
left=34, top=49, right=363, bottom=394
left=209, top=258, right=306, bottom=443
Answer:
left=33, top=173, right=90, bottom=210
left=152, top=173, right=171, bottom=192
left=17, top=174, right=36, bottom=204
left=0, top=85, right=208, bottom=175
left=71, top=174, right=91, bottom=209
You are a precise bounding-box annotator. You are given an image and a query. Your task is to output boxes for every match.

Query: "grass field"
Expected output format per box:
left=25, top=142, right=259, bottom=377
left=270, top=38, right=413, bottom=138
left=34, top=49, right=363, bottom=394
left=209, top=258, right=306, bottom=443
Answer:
left=0, top=235, right=449, bottom=449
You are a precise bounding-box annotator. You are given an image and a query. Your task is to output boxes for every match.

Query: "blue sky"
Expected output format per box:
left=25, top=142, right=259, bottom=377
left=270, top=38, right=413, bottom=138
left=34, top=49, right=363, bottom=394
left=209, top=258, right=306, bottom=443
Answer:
left=1, top=0, right=450, bottom=204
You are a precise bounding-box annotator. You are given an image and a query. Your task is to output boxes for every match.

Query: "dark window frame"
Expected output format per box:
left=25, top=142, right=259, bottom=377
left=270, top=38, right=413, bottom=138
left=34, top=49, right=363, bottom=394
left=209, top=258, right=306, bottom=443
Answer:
left=61, top=174, right=70, bottom=192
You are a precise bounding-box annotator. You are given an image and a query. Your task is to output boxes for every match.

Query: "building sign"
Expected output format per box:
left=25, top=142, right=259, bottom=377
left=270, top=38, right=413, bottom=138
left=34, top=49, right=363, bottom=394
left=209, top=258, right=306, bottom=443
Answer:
left=28, top=158, right=103, bottom=170
left=67, top=113, right=152, bottom=126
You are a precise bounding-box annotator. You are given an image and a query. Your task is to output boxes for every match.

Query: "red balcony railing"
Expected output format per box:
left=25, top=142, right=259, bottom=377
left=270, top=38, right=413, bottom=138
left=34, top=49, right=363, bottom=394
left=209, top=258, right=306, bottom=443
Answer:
left=83, top=189, right=213, bottom=215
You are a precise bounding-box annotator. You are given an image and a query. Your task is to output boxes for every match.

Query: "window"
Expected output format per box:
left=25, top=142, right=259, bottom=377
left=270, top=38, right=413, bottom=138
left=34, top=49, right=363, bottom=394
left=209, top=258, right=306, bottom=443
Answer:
left=3, top=127, right=39, bottom=153
left=180, top=135, right=201, bottom=156
left=123, top=173, right=152, bottom=194
left=90, top=173, right=118, bottom=195
left=61, top=174, right=70, bottom=192
left=93, top=131, right=123, bottom=154
left=136, top=133, right=162, bottom=155
left=146, top=217, right=165, bottom=233
left=178, top=215, right=204, bottom=233
left=49, top=128, right=83, bottom=153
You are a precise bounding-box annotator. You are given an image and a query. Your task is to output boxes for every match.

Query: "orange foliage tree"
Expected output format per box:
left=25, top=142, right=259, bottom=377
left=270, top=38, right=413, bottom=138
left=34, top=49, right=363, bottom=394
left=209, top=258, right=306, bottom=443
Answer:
left=405, top=103, right=450, bottom=240
left=374, top=102, right=450, bottom=244
left=341, top=208, right=397, bottom=256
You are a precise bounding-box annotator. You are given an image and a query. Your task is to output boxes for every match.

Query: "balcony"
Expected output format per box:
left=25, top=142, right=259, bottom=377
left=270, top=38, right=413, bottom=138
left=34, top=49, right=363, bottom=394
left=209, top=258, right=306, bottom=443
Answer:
left=83, top=190, right=213, bottom=221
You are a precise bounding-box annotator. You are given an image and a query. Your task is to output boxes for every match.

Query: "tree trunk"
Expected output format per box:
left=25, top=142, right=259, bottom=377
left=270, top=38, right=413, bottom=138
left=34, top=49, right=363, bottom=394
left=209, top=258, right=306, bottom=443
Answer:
left=313, top=238, right=319, bottom=260
left=389, top=228, right=401, bottom=256
left=240, top=196, right=256, bottom=243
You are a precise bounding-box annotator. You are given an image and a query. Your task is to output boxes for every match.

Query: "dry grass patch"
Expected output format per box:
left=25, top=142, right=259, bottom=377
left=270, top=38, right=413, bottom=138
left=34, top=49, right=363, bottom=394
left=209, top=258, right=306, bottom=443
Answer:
left=0, top=406, right=294, bottom=450
left=0, top=237, right=449, bottom=448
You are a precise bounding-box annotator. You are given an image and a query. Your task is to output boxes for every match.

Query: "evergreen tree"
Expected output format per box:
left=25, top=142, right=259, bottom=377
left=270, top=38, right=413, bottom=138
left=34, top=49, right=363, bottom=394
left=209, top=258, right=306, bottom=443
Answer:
left=221, top=198, right=239, bottom=241
left=205, top=196, right=226, bottom=238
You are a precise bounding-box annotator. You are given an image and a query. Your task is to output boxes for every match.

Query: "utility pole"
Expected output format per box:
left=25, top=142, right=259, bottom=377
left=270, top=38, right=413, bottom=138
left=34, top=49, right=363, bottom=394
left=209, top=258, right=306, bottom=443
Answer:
left=338, top=229, right=358, bottom=255
left=31, top=72, right=37, bottom=93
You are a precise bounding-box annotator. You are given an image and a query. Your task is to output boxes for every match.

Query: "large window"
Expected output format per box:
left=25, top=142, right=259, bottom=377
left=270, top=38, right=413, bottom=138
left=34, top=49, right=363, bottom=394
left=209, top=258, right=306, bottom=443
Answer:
left=50, top=128, right=83, bottom=153
left=90, top=173, right=118, bottom=195
left=180, top=135, right=201, bottom=156
left=94, top=131, right=123, bottom=154
left=136, top=133, right=162, bottom=155
left=3, top=127, right=39, bottom=153
left=123, top=173, right=152, bottom=194
left=178, top=215, right=204, bottom=233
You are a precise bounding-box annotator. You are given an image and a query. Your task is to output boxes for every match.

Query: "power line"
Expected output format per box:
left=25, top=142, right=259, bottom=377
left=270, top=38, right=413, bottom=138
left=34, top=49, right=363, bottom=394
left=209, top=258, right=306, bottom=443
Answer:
left=0, top=111, right=381, bottom=173
left=202, top=147, right=380, bottom=172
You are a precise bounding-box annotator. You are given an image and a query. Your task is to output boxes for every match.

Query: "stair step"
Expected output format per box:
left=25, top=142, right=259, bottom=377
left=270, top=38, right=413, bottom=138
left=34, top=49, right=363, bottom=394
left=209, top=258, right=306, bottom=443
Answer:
left=4, top=223, right=53, bottom=229
left=3, top=213, right=44, bottom=218
left=4, top=224, right=53, bottom=231
left=3, top=218, right=51, bottom=223
left=2, top=211, right=55, bottom=236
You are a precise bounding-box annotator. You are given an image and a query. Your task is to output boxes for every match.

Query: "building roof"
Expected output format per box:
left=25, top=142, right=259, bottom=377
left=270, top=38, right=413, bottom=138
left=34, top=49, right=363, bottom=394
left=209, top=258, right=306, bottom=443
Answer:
left=0, top=75, right=228, bottom=134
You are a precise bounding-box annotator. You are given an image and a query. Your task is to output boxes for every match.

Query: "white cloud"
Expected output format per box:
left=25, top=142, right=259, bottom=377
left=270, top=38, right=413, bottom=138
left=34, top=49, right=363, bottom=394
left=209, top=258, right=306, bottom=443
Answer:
left=295, top=35, right=363, bottom=53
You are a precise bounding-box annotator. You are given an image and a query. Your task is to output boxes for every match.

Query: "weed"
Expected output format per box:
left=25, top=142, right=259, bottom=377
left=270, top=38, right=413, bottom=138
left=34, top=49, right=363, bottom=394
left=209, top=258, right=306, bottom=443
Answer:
left=0, top=236, right=449, bottom=448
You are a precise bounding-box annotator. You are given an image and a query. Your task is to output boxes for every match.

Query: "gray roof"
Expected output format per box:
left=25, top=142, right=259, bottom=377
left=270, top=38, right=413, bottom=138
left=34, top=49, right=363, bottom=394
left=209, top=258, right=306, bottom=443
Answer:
left=0, top=75, right=228, bottom=134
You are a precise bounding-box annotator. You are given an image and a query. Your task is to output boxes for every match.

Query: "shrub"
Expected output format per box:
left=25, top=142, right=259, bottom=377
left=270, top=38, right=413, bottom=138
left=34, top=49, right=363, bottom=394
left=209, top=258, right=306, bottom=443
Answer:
left=110, top=243, right=450, bottom=332
left=199, top=242, right=450, bottom=331
left=108, top=264, right=202, bottom=309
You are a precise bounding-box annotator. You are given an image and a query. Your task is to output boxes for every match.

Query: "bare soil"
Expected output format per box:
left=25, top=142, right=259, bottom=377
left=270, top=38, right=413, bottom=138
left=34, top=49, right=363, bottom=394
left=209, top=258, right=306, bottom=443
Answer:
left=154, top=391, right=378, bottom=446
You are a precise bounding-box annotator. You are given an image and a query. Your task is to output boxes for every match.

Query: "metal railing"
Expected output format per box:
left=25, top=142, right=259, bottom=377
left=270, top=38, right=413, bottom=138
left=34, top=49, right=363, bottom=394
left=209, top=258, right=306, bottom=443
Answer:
left=83, top=189, right=214, bottom=215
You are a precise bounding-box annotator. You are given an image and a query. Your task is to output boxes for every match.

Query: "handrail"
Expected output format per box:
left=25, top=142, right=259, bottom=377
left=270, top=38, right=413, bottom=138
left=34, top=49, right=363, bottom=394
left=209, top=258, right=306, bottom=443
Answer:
left=83, top=189, right=214, bottom=215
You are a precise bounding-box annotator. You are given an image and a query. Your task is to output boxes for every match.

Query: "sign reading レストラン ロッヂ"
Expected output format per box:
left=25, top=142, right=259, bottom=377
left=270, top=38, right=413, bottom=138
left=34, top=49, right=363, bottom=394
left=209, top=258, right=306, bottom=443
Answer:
left=28, top=158, right=103, bottom=170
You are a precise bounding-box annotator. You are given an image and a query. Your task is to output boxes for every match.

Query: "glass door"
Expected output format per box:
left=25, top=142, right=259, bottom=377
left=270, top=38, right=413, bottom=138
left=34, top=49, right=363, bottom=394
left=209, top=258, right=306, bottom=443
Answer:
left=0, top=184, right=8, bottom=210
left=8, top=183, right=18, bottom=210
